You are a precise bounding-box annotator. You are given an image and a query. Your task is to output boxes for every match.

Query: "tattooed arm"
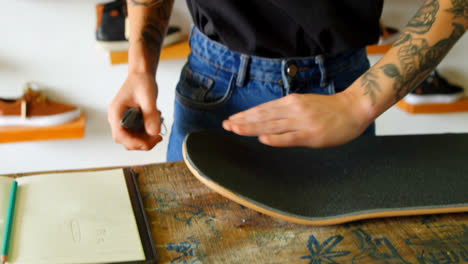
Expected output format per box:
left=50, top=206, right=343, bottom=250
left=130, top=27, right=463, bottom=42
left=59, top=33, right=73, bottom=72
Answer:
left=352, top=0, right=467, bottom=116
left=108, top=0, right=174, bottom=151
left=223, top=0, right=466, bottom=148
left=127, top=0, right=174, bottom=73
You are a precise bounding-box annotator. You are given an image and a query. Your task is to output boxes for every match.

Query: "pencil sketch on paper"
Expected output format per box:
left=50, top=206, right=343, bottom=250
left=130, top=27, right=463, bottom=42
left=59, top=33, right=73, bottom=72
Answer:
left=70, top=219, right=81, bottom=243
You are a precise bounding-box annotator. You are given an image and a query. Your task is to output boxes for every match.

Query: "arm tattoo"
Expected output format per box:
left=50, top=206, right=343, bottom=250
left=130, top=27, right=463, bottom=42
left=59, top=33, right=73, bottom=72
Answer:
left=136, top=0, right=174, bottom=65
left=382, top=23, right=465, bottom=101
left=446, top=0, right=468, bottom=21
left=394, top=0, right=439, bottom=47
left=140, top=16, right=164, bottom=55
left=406, top=0, right=439, bottom=34
left=131, top=0, right=163, bottom=7
left=361, top=71, right=381, bottom=106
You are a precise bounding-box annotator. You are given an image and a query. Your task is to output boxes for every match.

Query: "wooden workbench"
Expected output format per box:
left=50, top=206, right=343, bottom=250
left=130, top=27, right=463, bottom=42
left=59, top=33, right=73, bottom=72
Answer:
left=132, top=162, right=468, bottom=264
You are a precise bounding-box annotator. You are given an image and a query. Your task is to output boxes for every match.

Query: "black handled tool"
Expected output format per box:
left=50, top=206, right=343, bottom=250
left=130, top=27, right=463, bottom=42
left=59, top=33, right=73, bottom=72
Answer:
left=121, top=107, right=145, bottom=133
left=121, top=107, right=165, bottom=134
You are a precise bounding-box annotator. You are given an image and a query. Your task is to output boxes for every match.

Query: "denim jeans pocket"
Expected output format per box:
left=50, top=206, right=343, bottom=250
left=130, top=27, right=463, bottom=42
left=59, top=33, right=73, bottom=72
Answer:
left=175, top=64, right=235, bottom=110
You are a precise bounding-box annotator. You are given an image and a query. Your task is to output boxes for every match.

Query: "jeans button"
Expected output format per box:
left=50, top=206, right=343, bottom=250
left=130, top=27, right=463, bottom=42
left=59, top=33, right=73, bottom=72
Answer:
left=287, top=64, right=298, bottom=78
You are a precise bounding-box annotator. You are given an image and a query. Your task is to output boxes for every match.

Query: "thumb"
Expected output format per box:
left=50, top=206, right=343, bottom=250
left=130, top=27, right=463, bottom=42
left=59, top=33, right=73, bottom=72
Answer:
left=140, top=98, right=161, bottom=136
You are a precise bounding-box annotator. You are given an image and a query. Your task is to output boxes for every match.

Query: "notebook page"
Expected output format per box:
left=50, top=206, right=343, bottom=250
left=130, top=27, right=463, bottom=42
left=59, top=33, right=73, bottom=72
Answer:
left=9, top=170, right=145, bottom=264
left=0, top=176, right=15, bottom=251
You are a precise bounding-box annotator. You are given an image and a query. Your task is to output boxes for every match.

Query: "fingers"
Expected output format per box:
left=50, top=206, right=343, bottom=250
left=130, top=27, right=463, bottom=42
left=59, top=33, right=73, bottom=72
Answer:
left=258, top=131, right=310, bottom=147
left=108, top=99, right=130, bottom=132
left=140, top=97, right=161, bottom=136
left=228, top=96, right=294, bottom=123
left=108, top=72, right=164, bottom=151
left=223, top=118, right=298, bottom=136
left=108, top=96, right=162, bottom=151
left=223, top=93, right=343, bottom=148
left=224, top=95, right=308, bottom=137
left=110, top=122, right=162, bottom=151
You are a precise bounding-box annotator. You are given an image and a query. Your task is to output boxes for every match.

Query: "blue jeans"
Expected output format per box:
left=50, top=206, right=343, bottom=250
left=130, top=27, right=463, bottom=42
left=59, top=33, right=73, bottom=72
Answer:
left=167, top=26, right=375, bottom=161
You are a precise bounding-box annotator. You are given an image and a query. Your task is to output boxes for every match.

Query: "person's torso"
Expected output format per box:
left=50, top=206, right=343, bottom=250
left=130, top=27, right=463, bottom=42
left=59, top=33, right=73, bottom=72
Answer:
left=186, top=0, right=384, bottom=58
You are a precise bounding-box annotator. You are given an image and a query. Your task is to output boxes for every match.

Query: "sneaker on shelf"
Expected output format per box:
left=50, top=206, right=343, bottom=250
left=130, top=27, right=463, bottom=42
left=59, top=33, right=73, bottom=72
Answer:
left=378, top=24, right=400, bottom=45
left=0, top=83, right=81, bottom=127
left=96, top=0, right=129, bottom=51
left=96, top=0, right=183, bottom=51
left=404, top=71, right=465, bottom=105
left=367, top=23, right=400, bottom=54
left=163, top=26, right=183, bottom=47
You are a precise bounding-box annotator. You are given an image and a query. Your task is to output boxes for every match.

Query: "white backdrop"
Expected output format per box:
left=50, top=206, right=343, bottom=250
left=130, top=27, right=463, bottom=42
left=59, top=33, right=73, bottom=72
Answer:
left=0, top=0, right=466, bottom=174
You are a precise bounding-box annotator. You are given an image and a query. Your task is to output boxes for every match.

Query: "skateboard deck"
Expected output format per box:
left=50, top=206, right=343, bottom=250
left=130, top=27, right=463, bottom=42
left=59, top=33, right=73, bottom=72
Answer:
left=183, top=131, right=468, bottom=226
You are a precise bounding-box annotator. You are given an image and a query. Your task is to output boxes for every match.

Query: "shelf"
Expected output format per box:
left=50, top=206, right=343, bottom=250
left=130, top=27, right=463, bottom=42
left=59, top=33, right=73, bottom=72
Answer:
left=0, top=113, right=86, bottom=143
left=366, top=43, right=393, bottom=55
left=109, top=39, right=190, bottom=65
left=109, top=37, right=390, bottom=63
left=396, top=97, right=468, bottom=114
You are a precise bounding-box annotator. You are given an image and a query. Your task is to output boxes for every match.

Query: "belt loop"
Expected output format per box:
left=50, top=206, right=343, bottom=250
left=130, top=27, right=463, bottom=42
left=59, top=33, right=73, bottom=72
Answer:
left=236, top=55, right=250, bottom=87
left=315, top=55, right=328, bottom=87
left=188, top=25, right=196, bottom=47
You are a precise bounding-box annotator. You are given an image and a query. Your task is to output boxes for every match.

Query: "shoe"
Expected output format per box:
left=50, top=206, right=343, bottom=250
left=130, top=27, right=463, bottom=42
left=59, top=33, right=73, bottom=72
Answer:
left=404, top=71, right=465, bottom=105
left=96, top=0, right=129, bottom=51
left=0, top=83, right=81, bottom=126
left=377, top=24, right=400, bottom=45
left=163, top=26, right=183, bottom=46
left=367, top=23, right=400, bottom=54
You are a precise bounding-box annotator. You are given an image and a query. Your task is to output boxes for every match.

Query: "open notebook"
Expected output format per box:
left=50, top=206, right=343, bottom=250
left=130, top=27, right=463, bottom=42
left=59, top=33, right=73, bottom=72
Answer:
left=0, top=169, right=156, bottom=264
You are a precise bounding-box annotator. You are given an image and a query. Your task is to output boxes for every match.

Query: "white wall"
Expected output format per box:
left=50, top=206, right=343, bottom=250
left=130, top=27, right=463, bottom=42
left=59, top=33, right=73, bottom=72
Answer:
left=0, top=0, right=466, bottom=174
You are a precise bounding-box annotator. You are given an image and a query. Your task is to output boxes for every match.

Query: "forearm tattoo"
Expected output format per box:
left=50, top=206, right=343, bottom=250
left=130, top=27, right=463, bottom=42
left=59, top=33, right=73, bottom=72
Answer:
left=361, top=0, right=466, bottom=104
left=140, top=16, right=164, bottom=55
left=407, top=0, right=439, bottom=34
left=394, top=0, right=439, bottom=46
left=446, top=0, right=468, bottom=21
left=134, top=0, right=174, bottom=66
left=382, top=23, right=464, bottom=101
left=361, top=70, right=381, bottom=106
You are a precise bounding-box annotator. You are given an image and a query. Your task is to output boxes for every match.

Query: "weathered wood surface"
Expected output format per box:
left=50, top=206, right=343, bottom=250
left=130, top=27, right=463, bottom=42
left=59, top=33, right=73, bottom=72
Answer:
left=134, top=162, right=468, bottom=264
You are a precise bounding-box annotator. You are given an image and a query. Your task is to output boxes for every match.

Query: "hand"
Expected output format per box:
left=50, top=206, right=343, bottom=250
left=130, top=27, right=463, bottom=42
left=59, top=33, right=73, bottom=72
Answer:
left=108, top=72, right=162, bottom=150
left=222, top=91, right=372, bottom=148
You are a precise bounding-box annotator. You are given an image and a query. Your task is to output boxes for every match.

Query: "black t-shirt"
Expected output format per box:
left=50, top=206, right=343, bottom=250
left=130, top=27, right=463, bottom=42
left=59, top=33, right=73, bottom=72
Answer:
left=186, top=0, right=384, bottom=57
